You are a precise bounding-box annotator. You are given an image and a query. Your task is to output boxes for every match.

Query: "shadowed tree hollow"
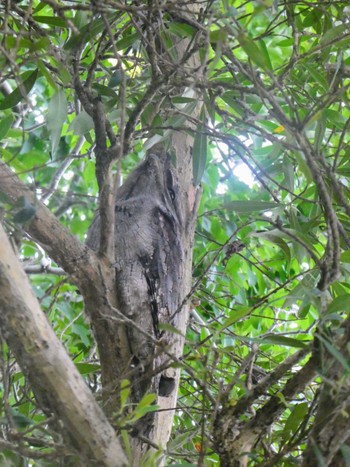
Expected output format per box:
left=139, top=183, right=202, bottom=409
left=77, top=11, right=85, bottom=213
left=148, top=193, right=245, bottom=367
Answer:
left=1, top=1, right=350, bottom=466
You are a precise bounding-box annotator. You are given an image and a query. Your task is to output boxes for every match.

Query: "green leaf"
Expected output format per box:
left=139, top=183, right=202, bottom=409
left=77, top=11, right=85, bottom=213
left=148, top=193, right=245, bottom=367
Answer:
left=250, top=231, right=291, bottom=261
left=340, top=444, right=350, bottom=466
left=0, top=69, right=38, bottom=110
left=282, top=403, right=308, bottom=442
left=32, top=15, right=68, bottom=27
left=320, top=24, right=348, bottom=46
left=64, top=14, right=118, bottom=49
left=69, top=111, right=94, bottom=135
left=217, top=306, right=252, bottom=332
left=0, top=114, right=13, bottom=141
left=75, top=363, right=100, bottom=376
left=37, top=60, right=57, bottom=90
left=327, top=294, right=350, bottom=314
left=47, top=90, right=68, bottom=156
left=120, top=379, right=131, bottom=407
left=258, top=39, right=273, bottom=70
left=126, top=393, right=158, bottom=423
left=168, top=22, right=196, bottom=38
left=92, top=83, right=119, bottom=98
left=192, top=106, right=207, bottom=186
left=340, top=251, right=350, bottom=263
left=237, top=32, right=271, bottom=70
left=258, top=335, right=309, bottom=349
left=223, top=200, right=281, bottom=213
left=115, top=32, right=139, bottom=51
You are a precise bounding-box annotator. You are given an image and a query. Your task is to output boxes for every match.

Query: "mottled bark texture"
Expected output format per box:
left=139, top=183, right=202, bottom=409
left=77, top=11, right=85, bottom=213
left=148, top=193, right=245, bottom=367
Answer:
left=87, top=152, right=185, bottom=413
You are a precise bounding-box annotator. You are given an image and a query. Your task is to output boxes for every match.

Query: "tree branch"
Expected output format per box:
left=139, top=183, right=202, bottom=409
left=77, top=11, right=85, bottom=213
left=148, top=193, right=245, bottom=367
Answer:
left=0, top=160, right=91, bottom=277
left=0, top=222, right=127, bottom=467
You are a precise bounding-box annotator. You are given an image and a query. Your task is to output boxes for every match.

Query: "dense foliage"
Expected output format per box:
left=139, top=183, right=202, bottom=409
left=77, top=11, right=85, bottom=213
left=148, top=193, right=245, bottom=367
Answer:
left=1, top=0, right=350, bottom=465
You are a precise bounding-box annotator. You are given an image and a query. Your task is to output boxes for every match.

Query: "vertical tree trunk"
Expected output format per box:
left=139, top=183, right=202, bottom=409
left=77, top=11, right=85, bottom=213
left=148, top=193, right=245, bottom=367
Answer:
left=85, top=5, right=203, bottom=461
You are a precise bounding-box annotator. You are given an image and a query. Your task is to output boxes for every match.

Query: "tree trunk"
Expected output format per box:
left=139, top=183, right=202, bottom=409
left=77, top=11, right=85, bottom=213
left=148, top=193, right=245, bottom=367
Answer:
left=83, top=4, right=203, bottom=463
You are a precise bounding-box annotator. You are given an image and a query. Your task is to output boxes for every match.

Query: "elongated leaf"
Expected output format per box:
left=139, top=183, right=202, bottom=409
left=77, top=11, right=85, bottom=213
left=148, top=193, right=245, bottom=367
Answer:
left=320, top=24, right=348, bottom=46
left=0, top=69, right=38, bottom=110
left=237, top=32, right=271, bottom=70
left=259, top=335, right=309, bottom=348
left=224, top=200, right=281, bottom=213
left=0, top=114, right=13, bottom=141
left=47, top=90, right=68, bottom=156
left=37, top=60, right=57, bottom=90
left=340, top=251, right=350, bottom=263
left=32, top=16, right=67, bottom=27
left=120, top=379, right=131, bottom=407
left=327, top=294, right=350, bottom=314
left=316, top=334, right=350, bottom=372
left=250, top=231, right=291, bottom=261
left=68, top=110, right=94, bottom=136
left=65, top=13, right=119, bottom=49
left=217, top=306, right=252, bottom=332
left=193, top=106, right=207, bottom=186
left=75, top=363, right=100, bottom=376
left=282, top=403, right=308, bottom=442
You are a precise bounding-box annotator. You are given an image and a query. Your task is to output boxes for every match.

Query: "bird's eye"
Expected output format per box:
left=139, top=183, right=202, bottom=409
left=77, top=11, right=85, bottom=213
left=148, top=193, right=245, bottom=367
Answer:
left=168, top=188, right=175, bottom=201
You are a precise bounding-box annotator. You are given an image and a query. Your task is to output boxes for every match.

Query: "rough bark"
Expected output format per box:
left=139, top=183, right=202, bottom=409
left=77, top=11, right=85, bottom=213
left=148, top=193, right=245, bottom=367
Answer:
left=86, top=147, right=199, bottom=463
left=213, top=352, right=318, bottom=467
left=0, top=222, right=127, bottom=467
left=302, top=321, right=350, bottom=466
left=84, top=2, right=203, bottom=461
left=87, top=152, right=184, bottom=402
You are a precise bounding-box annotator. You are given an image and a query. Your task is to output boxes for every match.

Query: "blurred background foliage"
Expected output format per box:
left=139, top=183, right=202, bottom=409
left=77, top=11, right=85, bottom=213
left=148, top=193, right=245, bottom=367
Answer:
left=1, top=0, right=350, bottom=465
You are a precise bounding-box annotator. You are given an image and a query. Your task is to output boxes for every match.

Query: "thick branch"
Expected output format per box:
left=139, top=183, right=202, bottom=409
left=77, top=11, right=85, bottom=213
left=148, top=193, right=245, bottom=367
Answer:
left=302, top=319, right=350, bottom=466
left=0, top=160, right=91, bottom=277
left=0, top=222, right=126, bottom=466
left=214, top=352, right=318, bottom=466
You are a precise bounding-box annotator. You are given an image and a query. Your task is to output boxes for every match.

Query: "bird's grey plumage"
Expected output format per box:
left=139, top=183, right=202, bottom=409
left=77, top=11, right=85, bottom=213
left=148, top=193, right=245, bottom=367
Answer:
left=86, top=152, right=183, bottom=400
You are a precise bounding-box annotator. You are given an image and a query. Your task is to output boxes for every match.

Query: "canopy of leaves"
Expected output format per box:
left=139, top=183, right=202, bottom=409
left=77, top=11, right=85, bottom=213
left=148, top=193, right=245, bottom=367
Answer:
left=1, top=0, right=350, bottom=465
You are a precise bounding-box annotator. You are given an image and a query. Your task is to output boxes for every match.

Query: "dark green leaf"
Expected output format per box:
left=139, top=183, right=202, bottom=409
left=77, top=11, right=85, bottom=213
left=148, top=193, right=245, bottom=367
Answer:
left=282, top=403, right=308, bottom=442
left=259, top=335, right=309, bottom=348
left=0, top=114, right=13, bottom=141
left=0, top=69, right=38, bottom=110
left=32, top=16, right=68, bottom=27
left=75, top=363, right=100, bottom=376
left=327, top=294, right=350, bottom=314
left=237, top=32, right=271, bottom=70
left=192, top=106, right=207, bottom=186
